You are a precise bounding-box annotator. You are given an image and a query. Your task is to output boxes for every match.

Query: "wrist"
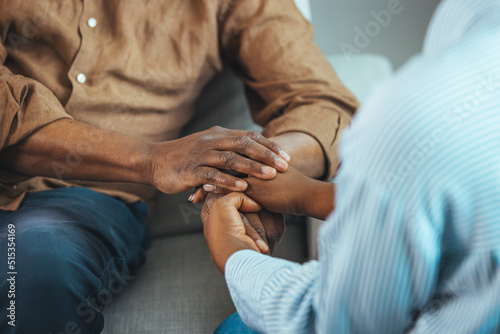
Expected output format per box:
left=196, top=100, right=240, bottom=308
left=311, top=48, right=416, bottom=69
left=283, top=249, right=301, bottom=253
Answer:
left=291, top=175, right=317, bottom=216
left=207, top=234, right=258, bottom=274
left=302, top=181, right=334, bottom=220
left=135, top=141, right=158, bottom=186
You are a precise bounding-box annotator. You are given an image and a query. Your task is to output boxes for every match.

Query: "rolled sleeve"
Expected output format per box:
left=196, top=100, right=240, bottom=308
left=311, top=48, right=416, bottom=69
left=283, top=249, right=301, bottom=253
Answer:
left=261, top=105, right=352, bottom=179
left=0, top=43, right=72, bottom=183
left=219, top=0, right=359, bottom=179
left=0, top=73, right=72, bottom=151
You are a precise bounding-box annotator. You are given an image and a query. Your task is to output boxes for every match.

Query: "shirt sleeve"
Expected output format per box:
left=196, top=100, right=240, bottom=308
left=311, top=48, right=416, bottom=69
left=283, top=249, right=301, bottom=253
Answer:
left=218, top=0, right=359, bottom=179
left=0, top=40, right=72, bottom=182
left=225, top=250, right=319, bottom=333
left=225, top=177, right=442, bottom=333
left=225, top=101, right=445, bottom=334
left=314, top=175, right=441, bottom=333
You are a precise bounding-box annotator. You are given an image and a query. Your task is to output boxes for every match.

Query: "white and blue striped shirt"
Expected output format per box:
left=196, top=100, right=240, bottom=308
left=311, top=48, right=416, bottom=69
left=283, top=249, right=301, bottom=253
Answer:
left=224, top=0, right=500, bottom=333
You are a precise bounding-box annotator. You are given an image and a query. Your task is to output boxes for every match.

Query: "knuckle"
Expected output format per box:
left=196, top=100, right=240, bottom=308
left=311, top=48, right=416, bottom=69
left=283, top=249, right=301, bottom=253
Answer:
left=246, top=160, right=260, bottom=172
left=221, top=151, right=238, bottom=166
left=210, top=125, right=228, bottom=135
left=203, top=169, right=219, bottom=182
left=247, top=131, right=262, bottom=141
left=184, top=159, right=198, bottom=171
left=210, top=125, right=223, bottom=132
left=263, top=149, right=275, bottom=159
left=254, top=227, right=266, bottom=236
left=198, top=134, right=214, bottom=144
left=235, top=135, right=252, bottom=148
left=267, top=232, right=279, bottom=244
left=240, top=214, right=250, bottom=225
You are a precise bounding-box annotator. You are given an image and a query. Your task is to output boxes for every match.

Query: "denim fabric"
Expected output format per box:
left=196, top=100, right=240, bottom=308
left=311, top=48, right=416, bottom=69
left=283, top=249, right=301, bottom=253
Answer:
left=0, top=188, right=151, bottom=334
left=214, top=313, right=259, bottom=334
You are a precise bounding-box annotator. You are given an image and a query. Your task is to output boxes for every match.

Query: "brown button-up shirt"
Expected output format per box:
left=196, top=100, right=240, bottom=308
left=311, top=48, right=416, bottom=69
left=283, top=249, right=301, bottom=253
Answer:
left=0, top=0, right=358, bottom=211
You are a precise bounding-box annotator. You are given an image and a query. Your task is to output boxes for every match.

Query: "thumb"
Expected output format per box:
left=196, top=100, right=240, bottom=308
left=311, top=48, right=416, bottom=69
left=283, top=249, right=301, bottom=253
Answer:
left=223, top=192, right=262, bottom=213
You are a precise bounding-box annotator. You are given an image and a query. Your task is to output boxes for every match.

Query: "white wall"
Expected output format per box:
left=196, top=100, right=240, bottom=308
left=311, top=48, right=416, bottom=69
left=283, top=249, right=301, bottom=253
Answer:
left=294, top=0, right=313, bottom=21
left=310, top=0, right=441, bottom=68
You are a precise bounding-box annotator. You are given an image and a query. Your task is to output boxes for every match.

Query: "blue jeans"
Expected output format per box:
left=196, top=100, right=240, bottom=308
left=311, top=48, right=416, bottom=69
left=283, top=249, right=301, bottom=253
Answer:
left=0, top=188, right=151, bottom=333
left=214, top=313, right=260, bottom=334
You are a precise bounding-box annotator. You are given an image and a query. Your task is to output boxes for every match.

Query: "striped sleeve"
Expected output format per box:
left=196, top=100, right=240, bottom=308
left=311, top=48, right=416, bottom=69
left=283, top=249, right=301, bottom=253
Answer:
left=224, top=3, right=500, bottom=333
left=316, top=175, right=441, bottom=333
left=225, top=250, right=319, bottom=333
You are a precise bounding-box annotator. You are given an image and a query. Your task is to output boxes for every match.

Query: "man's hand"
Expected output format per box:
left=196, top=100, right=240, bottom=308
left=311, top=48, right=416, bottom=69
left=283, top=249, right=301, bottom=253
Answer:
left=148, top=126, right=290, bottom=194
left=190, top=131, right=328, bottom=200
left=0, top=121, right=291, bottom=195
left=202, top=192, right=285, bottom=256
left=202, top=192, right=266, bottom=274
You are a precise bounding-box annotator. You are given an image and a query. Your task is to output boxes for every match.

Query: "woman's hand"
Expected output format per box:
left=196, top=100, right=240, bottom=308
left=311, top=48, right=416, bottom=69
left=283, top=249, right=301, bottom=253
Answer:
left=243, top=166, right=313, bottom=216
left=147, top=126, right=290, bottom=194
left=246, top=166, right=335, bottom=220
left=201, top=166, right=310, bottom=213
left=201, top=192, right=285, bottom=257
left=202, top=192, right=265, bottom=274
left=201, top=166, right=335, bottom=219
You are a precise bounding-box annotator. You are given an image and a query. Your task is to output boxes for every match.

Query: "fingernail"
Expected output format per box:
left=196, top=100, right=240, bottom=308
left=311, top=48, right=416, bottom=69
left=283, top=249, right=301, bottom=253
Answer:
left=203, top=184, right=216, bottom=192
left=279, top=150, right=291, bottom=162
left=275, top=158, right=288, bottom=170
left=256, top=240, right=269, bottom=253
left=187, top=193, right=195, bottom=203
left=235, top=180, right=247, bottom=190
left=261, top=166, right=276, bottom=176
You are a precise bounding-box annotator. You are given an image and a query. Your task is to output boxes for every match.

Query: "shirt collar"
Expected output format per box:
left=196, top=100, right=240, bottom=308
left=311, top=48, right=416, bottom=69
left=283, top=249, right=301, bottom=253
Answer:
left=423, top=0, right=500, bottom=56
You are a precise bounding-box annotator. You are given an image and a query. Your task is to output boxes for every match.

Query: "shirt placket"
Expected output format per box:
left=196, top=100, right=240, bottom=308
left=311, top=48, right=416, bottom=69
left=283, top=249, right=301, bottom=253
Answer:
left=65, top=0, right=100, bottom=112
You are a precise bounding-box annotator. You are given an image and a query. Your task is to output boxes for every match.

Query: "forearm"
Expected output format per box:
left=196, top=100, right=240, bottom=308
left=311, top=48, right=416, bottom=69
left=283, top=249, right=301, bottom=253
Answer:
left=268, top=132, right=326, bottom=179
left=0, top=118, right=152, bottom=184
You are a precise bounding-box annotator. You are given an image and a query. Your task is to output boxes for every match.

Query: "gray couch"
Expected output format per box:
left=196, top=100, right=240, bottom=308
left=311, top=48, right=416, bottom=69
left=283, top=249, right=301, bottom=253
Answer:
left=101, top=54, right=393, bottom=334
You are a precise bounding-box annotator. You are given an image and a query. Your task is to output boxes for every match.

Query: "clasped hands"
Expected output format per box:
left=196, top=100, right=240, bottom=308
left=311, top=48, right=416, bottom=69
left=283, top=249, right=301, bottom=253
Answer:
left=147, top=125, right=333, bottom=274
left=198, top=166, right=334, bottom=275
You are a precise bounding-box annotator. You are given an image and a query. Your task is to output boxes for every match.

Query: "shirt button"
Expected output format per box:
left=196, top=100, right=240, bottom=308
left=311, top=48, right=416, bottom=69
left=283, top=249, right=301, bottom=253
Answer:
left=76, top=73, right=87, bottom=84
left=87, top=17, right=97, bottom=28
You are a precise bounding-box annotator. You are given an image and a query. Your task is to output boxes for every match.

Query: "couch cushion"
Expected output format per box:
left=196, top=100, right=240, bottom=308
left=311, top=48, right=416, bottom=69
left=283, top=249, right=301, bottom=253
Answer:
left=148, top=192, right=204, bottom=238
left=102, top=223, right=307, bottom=334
